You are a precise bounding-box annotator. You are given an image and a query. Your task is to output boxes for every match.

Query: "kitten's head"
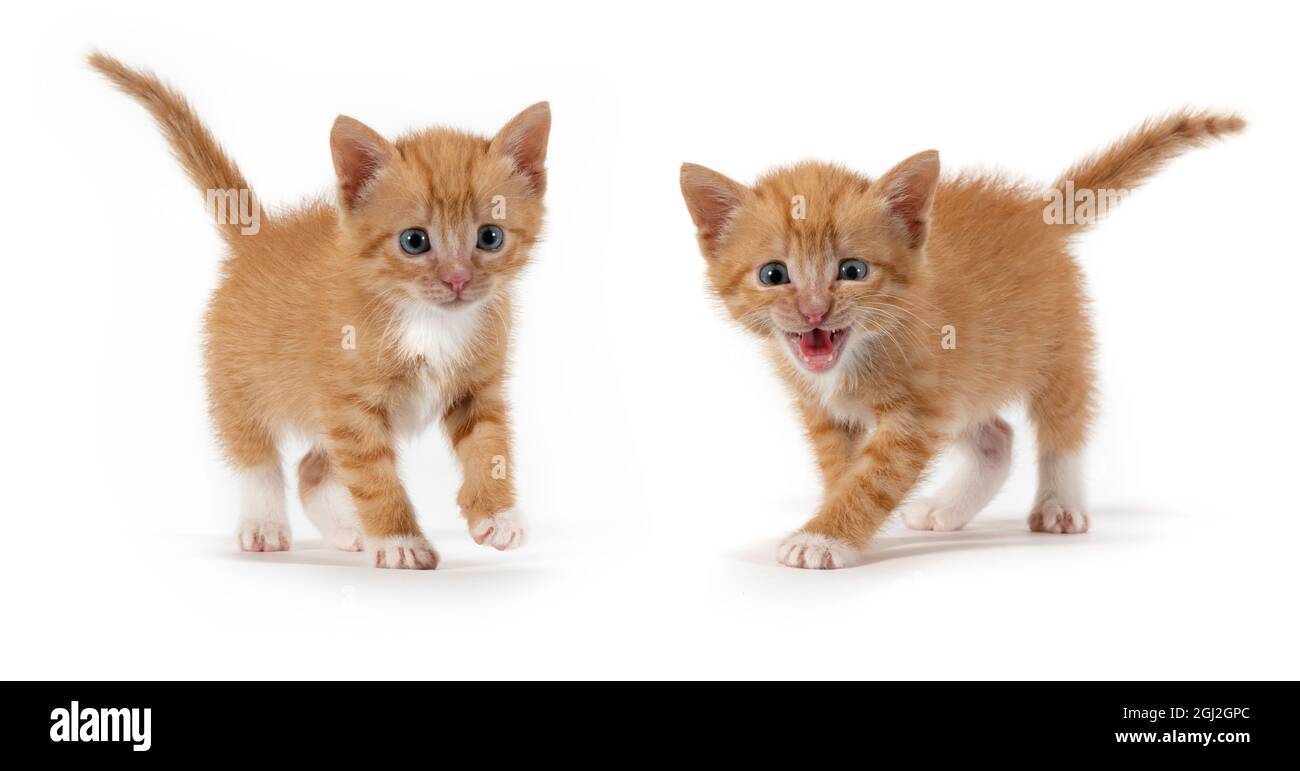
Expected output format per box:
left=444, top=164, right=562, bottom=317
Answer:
left=329, top=103, right=550, bottom=310
left=679, top=152, right=939, bottom=375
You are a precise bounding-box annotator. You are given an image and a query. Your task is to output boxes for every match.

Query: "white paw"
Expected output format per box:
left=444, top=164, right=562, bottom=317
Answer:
left=776, top=531, right=856, bottom=570
left=469, top=509, right=528, bottom=551
left=1028, top=498, right=1089, bottom=534
left=328, top=525, right=364, bottom=552
left=237, top=520, right=291, bottom=552
left=302, top=480, right=364, bottom=551
left=368, top=535, right=440, bottom=569
left=900, top=497, right=970, bottom=532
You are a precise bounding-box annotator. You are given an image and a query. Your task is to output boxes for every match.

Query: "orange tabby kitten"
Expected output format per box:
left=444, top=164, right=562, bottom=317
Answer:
left=681, top=110, right=1242, bottom=569
left=91, top=53, right=550, bottom=569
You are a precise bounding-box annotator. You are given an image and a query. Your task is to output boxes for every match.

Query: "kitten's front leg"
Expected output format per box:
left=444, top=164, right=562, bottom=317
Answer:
left=779, top=403, right=941, bottom=570
left=442, top=381, right=526, bottom=551
left=326, top=411, right=438, bottom=570
left=796, top=398, right=864, bottom=489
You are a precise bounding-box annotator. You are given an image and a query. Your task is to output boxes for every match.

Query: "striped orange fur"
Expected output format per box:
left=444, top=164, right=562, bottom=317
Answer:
left=681, top=110, right=1243, bottom=569
left=91, top=53, right=549, bottom=569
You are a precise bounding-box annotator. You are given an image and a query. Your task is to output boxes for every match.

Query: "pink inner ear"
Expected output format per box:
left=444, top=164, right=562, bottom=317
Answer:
left=888, top=186, right=930, bottom=247
left=492, top=103, right=551, bottom=193
left=330, top=116, right=393, bottom=211
left=502, top=131, right=545, bottom=177
left=680, top=164, right=746, bottom=257
left=336, top=144, right=383, bottom=209
left=878, top=151, right=940, bottom=249
left=692, top=188, right=736, bottom=235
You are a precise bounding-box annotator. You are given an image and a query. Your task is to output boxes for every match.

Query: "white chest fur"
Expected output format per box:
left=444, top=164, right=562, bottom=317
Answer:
left=390, top=301, right=485, bottom=436
left=823, top=388, right=877, bottom=432
left=772, top=338, right=879, bottom=432
left=806, top=368, right=877, bottom=432
left=395, top=301, right=485, bottom=372
left=390, top=369, right=450, bottom=436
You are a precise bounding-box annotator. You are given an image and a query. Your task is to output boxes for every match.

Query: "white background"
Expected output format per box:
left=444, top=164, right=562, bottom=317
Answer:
left=2, top=0, right=1297, bottom=679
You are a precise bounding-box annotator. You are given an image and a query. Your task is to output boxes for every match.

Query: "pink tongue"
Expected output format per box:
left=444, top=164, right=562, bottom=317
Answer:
left=800, top=328, right=832, bottom=356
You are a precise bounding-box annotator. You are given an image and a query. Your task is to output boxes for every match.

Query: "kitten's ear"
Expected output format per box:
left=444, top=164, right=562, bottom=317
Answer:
left=680, top=163, right=748, bottom=258
left=874, top=150, right=940, bottom=249
left=330, top=116, right=396, bottom=211
left=491, top=102, right=551, bottom=195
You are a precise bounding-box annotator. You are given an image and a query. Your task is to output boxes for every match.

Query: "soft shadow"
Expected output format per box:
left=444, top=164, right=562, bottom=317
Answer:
left=209, top=532, right=549, bottom=575
left=729, top=506, right=1150, bottom=570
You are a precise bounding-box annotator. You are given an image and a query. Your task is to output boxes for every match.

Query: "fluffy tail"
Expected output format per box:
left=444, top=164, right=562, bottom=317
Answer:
left=1054, top=108, right=1244, bottom=200
left=88, top=51, right=264, bottom=244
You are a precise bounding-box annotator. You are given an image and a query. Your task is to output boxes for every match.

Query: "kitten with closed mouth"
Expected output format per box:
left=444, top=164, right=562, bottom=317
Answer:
left=680, top=110, right=1243, bottom=569
left=91, top=52, right=549, bottom=569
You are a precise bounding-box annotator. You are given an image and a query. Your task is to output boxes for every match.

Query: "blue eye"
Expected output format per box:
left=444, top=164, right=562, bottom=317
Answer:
left=838, top=259, right=868, bottom=281
left=399, top=228, right=430, bottom=255
left=758, top=262, right=789, bottom=286
left=477, top=224, right=505, bottom=251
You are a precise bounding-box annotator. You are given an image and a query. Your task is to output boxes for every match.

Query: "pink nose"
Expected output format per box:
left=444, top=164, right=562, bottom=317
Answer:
left=798, top=298, right=830, bottom=327
left=440, top=267, right=472, bottom=296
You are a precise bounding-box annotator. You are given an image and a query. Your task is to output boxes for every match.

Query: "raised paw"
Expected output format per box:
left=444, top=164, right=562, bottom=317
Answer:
left=776, top=531, right=856, bottom=570
left=900, top=497, right=971, bottom=532
left=237, top=520, right=291, bottom=552
left=1028, top=498, right=1089, bottom=534
left=369, top=535, right=440, bottom=569
left=469, top=509, right=527, bottom=551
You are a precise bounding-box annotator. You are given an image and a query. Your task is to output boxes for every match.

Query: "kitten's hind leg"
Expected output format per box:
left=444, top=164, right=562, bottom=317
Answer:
left=227, top=433, right=291, bottom=552
left=901, top=417, right=1013, bottom=531
left=297, top=446, right=364, bottom=551
left=1028, top=450, right=1088, bottom=534
left=1026, top=364, right=1094, bottom=534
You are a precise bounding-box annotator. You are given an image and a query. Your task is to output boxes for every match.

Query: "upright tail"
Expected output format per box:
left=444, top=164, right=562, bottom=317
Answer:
left=1054, top=108, right=1244, bottom=204
left=87, top=52, right=264, bottom=245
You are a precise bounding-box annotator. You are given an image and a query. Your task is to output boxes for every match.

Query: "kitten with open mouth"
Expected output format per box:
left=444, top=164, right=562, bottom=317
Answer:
left=681, top=109, right=1243, bottom=569
left=785, top=328, right=850, bottom=372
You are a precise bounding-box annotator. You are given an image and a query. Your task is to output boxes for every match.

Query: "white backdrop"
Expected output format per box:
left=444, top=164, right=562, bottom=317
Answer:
left=2, top=0, right=1296, bottom=679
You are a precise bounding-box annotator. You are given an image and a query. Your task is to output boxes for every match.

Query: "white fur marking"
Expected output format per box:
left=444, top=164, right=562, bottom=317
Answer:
left=774, top=337, right=877, bottom=430
left=902, top=418, right=1013, bottom=531
left=391, top=300, right=488, bottom=436
left=368, top=534, right=440, bottom=570
left=236, top=464, right=290, bottom=551
left=1030, top=450, right=1089, bottom=534
left=469, top=508, right=528, bottom=551
left=821, top=389, right=877, bottom=431
left=775, top=531, right=856, bottom=570
left=395, top=300, right=485, bottom=372
left=390, top=369, right=450, bottom=437
left=302, top=479, right=363, bottom=551
left=1036, top=451, right=1084, bottom=509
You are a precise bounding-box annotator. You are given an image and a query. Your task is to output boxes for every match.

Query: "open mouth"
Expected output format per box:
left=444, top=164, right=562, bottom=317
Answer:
left=784, top=327, right=850, bottom=372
